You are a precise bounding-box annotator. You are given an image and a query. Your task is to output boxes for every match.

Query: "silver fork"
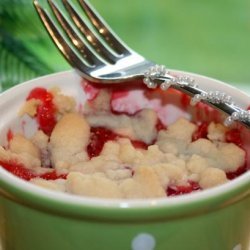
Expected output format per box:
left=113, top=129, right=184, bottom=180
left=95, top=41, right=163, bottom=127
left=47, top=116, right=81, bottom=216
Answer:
left=33, top=0, right=250, bottom=129
left=33, top=0, right=154, bottom=83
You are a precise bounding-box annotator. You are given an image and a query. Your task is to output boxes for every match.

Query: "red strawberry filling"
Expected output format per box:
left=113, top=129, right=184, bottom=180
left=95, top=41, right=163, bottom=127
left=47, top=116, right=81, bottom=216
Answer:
left=0, top=160, right=67, bottom=181
left=167, top=181, right=200, bottom=196
left=225, top=129, right=243, bottom=147
left=192, top=122, right=209, bottom=141
left=226, top=164, right=248, bottom=180
left=86, top=126, right=150, bottom=158
left=87, top=127, right=119, bottom=158
left=27, top=87, right=57, bottom=136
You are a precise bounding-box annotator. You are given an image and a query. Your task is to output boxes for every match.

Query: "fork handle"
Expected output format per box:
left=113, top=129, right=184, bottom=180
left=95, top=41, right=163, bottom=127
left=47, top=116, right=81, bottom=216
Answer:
left=143, top=65, right=250, bottom=129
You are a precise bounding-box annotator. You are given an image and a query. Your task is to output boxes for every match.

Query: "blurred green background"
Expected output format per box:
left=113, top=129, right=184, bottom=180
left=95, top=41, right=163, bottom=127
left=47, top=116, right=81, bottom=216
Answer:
left=1, top=0, right=250, bottom=91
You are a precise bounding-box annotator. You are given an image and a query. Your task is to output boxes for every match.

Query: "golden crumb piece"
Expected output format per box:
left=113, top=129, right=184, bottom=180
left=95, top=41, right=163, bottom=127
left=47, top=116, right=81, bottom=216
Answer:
left=30, top=177, right=66, bottom=192
left=188, top=138, right=245, bottom=172
left=18, top=99, right=41, bottom=117
left=31, top=130, right=50, bottom=167
left=49, top=113, right=90, bottom=169
left=118, top=138, right=137, bottom=164
left=217, top=143, right=246, bottom=172
left=186, top=154, right=209, bottom=174
left=85, top=89, right=112, bottom=112
left=9, top=134, right=40, bottom=159
left=0, top=146, right=11, bottom=162
left=31, top=130, right=49, bottom=152
left=66, top=172, right=122, bottom=198
left=100, top=140, right=120, bottom=160
left=52, top=92, right=76, bottom=115
left=156, top=118, right=197, bottom=154
left=120, top=166, right=165, bottom=199
left=0, top=144, right=41, bottom=170
left=199, top=167, right=228, bottom=189
left=207, top=122, right=228, bottom=141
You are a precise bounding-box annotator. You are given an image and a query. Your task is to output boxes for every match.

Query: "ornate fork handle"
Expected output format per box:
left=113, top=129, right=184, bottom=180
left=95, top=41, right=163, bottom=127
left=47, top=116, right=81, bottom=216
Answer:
left=143, top=65, right=250, bottom=129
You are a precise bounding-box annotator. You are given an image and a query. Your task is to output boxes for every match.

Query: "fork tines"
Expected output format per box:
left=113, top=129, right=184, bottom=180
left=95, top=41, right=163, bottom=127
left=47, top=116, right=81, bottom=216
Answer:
left=33, top=0, right=129, bottom=70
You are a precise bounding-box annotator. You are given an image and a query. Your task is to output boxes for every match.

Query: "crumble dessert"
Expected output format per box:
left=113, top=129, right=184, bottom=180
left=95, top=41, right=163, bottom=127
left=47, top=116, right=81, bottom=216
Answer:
left=0, top=83, right=248, bottom=199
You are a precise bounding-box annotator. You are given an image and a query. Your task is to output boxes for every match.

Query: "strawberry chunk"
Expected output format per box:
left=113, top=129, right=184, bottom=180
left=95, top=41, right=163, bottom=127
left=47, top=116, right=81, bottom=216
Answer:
left=0, top=160, right=68, bottom=181
left=192, top=122, right=209, bottom=141
left=225, top=129, right=243, bottom=147
left=167, top=181, right=200, bottom=196
left=226, top=164, right=248, bottom=180
left=87, top=127, right=118, bottom=158
left=40, top=170, right=67, bottom=180
left=27, top=87, right=56, bottom=135
left=0, top=160, right=36, bottom=181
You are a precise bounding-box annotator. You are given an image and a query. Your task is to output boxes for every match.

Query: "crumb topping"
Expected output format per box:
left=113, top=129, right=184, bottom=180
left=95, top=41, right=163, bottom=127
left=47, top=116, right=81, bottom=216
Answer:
left=0, top=86, right=247, bottom=199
